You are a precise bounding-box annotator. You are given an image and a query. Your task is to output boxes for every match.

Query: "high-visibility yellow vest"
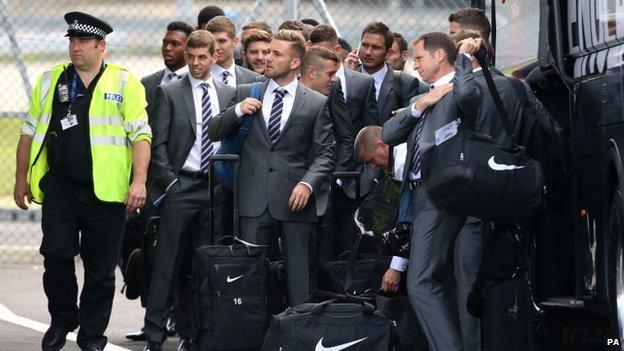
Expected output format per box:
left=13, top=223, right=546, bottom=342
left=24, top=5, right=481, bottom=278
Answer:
left=21, top=62, right=152, bottom=204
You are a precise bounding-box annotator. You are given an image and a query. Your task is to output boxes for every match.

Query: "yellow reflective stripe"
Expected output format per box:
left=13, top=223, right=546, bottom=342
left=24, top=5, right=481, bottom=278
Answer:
left=39, top=71, right=53, bottom=107
left=90, top=135, right=128, bottom=147
left=119, top=70, right=128, bottom=94
left=90, top=115, right=123, bottom=126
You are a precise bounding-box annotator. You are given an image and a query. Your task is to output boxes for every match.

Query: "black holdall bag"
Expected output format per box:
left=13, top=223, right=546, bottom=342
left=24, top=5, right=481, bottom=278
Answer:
left=421, top=47, right=547, bottom=224
left=262, top=294, right=395, bottom=351
left=192, top=154, right=270, bottom=351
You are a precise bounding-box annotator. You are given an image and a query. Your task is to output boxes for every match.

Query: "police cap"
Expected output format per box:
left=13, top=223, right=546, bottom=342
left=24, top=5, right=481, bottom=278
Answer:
left=64, top=11, right=113, bottom=39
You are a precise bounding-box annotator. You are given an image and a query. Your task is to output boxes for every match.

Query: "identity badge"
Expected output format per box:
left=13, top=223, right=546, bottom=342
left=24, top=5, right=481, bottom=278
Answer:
left=61, top=112, right=78, bottom=130
left=435, top=118, right=460, bottom=146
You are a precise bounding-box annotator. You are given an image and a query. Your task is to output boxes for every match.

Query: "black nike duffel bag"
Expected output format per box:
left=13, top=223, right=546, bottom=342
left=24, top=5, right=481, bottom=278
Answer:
left=262, top=296, right=395, bottom=351
left=421, top=128, right=546, bottom=224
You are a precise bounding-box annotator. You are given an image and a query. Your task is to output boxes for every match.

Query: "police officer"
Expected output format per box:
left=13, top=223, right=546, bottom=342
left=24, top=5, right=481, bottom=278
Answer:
left=12, top=12, right=152, bottom=351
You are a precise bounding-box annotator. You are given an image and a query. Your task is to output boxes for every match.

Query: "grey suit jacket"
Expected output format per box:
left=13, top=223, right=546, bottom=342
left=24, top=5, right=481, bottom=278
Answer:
left=382, top=90, right=459, bottom=197
left=148, top=75, right=236, bottom=202
left=453, top=54, right=523, bottom=148
left=235, top=65, right=261, bottom=85
left=330, top=68, right=378, bottom=199
left=208, top=81, right=335, bottom=222
left=141, top=69, right=165, bottom=124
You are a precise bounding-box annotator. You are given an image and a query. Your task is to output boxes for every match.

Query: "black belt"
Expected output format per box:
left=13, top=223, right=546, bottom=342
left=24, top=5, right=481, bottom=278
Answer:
left=407, top=178, right=423, bottom=190
left=178, top=170, right=209, bottom=180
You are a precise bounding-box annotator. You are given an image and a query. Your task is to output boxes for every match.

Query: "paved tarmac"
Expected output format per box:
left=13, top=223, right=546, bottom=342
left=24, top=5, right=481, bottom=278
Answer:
left=0, top=263, right=180, bottom=351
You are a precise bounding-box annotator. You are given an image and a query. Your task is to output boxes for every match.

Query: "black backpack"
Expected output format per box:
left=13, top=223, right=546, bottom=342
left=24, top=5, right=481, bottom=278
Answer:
left=508, top=78, right=570, bottom=203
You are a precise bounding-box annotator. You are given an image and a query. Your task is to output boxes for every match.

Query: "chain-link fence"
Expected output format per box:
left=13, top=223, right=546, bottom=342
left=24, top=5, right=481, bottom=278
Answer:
left=0, top=0, right=477, bottom=263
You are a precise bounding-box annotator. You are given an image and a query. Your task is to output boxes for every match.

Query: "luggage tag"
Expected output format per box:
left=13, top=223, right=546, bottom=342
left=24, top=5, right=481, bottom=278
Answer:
left=435, top=118, right=460, bottom=146
left=61, top=110, right=78, bottom=130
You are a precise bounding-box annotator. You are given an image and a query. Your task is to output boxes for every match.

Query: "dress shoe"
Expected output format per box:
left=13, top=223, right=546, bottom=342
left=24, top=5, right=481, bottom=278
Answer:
left=125, top=327, right=146, bottom=341
left=81, top=344, right=103, bottom=351
left=178, top=338, right=192, bottom=351
left=42, top=326, right=71, bottom=351
left=143, top=341, right=162, bottom=351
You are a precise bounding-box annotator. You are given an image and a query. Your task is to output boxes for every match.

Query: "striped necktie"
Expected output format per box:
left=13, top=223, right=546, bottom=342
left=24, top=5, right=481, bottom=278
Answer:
left=267, top=88, right=286, bottom=144
left=199, top=83, right=214, bottom=173
left=221, top=71, right=229, bottom=86
left=409, top=110, right=427, bottom=179
left=165, top=72, right=177, bottom=83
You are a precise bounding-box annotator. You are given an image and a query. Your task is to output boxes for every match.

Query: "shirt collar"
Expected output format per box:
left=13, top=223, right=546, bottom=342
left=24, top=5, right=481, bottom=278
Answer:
left=267, top=77, right=299, bottom=97
left=163, top=65, right=188, bottom=79
left=473, top=67, right=483, bottom=73
left=212, top=62, right=236, bottom=79
left=336, top=64, right=345, bottom=81
left=431, top=71, right=454, bottom=88
left=371, top=64, right=388, bottom=86
left=188, top=74, right=215, bottom=90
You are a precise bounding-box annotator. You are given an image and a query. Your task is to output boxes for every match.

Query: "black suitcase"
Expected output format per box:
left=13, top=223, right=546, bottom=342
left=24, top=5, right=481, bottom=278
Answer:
left=262, top=296, right=395, bottom=351
left=481, top=275, right=540, bottom=351
left=192, top=154, right=271, bottom=351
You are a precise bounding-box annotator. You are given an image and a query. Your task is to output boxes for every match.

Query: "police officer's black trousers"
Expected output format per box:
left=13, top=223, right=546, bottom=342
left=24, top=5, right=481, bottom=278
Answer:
left=40, top=174, right=125, bottom=349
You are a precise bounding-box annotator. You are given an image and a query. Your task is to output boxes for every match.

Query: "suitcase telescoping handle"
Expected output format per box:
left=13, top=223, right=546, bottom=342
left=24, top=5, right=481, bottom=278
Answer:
left=209, top=154, right=240, bottom=244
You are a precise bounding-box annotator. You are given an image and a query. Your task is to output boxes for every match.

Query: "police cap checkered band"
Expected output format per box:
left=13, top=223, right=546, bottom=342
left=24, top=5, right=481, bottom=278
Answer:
left=64, top=11, right=113, bottom=38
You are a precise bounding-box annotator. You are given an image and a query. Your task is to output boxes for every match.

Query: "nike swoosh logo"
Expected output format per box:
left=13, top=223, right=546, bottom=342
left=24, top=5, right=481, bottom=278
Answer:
left=487, top=156, right=525, bottom=171
left=226, top=275, right=244, bottom=283
left=315, top=337, right=368, bottom=351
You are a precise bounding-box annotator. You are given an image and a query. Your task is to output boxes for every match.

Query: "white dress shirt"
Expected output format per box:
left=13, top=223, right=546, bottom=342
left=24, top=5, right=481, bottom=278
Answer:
left=370, top=64, right=388, bottom=101
left=211, top=62, right=237, bottom=88
left=335, top=64, right=348, bottom=101
left=181, top=75, right=221, bottom=172
left=389, top=143, right=409, bottom=272
left=160, top=66, right=189, bottom=85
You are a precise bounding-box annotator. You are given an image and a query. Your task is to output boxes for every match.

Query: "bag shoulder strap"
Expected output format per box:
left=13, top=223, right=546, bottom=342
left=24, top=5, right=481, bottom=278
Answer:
left=239, top=82, right=262, bottom=133
left=249, top=81, right=262, bottom=100
left=507, top=77, right=528, bottom=106
left=474, top=48, right=518, bottom=145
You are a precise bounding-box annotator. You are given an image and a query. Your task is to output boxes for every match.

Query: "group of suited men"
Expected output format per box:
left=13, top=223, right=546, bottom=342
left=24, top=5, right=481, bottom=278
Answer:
left=133, top=4, right=549, bottom=351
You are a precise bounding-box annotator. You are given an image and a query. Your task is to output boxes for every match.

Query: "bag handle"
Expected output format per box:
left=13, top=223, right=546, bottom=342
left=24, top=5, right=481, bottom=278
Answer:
left=209, top=154, right=240, bottom=244
left=473, top=47, right=519, bottom=146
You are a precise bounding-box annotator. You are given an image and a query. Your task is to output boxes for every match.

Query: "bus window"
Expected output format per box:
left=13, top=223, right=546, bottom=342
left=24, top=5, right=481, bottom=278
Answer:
left=494, top=0, right=540, bottom=72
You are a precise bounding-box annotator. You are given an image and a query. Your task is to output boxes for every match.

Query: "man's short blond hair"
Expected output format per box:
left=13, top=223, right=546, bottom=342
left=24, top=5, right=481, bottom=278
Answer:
left=186, top=30, right=216, bottom=54
left=273, top=29, right=307, bottom=60
left=354, top=125, right=382, bottom=161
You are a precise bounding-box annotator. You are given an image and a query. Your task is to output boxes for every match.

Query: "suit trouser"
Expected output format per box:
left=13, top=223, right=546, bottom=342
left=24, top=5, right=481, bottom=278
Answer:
left=241, top=209, right=315, bottom=306
left=332, top=186, right=357, bottom=257
left=144, top=176, right=219, bottom=343
left=40, top=174, right=125, bottom=349
left=406, top=186, right=466, bottom=351
left=453, top=219, right=483, bottom=351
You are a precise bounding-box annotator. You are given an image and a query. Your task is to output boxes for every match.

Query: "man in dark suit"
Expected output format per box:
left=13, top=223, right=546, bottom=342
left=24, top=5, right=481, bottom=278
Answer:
left=196, top=5, right=224, bottom=30
left=309, top=24, right=379, bottom=256
left=382, top=32, right=478, bottom=351
left=141, top=21, right=194, bottom=124
left=209, top=30, right=335, bottom=306
left=143, top=30, right=236, bottom=351
left=205, top=16, right=260, bottom=87
left=346, top=21, right=422, bottom=125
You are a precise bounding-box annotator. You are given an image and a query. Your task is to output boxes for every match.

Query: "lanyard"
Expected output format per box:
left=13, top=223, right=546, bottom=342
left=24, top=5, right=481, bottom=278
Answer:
left=68, top=71, right=79, bottom=105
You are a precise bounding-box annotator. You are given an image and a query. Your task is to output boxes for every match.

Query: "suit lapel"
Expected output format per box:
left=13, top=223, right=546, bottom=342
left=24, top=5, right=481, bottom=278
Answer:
left=276, top=83, right=306, bottom=144
left=180, top=76, right=196, bottom=135
left=378, top=65, right=394, bottom=115
left=255, top=81, right=270, bottom=142
left=213, top=80, right=229, bottom=112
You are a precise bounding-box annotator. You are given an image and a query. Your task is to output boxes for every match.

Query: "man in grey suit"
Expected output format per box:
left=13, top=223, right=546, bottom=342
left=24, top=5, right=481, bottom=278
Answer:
left=382, top=32, right=480, bottom=351
left=205, top=16, right=260, bottom=87
left=209, top=30, right=335, bottom=306
left=143, top=30, right=236, bottom=351
left=346, top=21, right=422, bottom=125
left=141, top=21, right=194, bottom=124
left=309, top=24, right=379, bottom=256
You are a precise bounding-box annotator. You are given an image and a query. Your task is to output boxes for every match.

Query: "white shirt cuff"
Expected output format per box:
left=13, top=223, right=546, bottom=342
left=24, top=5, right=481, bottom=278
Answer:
left=299, top=181, right=313, bottom=194
left=410, top=103, right=422, bottom=118
left=390, top=256, right=409, bottom=272
left=463, top=53, right=473, bottom=60
left=234, top=103, right=244, bottom=118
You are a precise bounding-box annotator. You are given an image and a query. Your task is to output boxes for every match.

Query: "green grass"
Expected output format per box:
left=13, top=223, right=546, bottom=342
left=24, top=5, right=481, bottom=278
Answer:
left=0, top=119, right=23, bottom=203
